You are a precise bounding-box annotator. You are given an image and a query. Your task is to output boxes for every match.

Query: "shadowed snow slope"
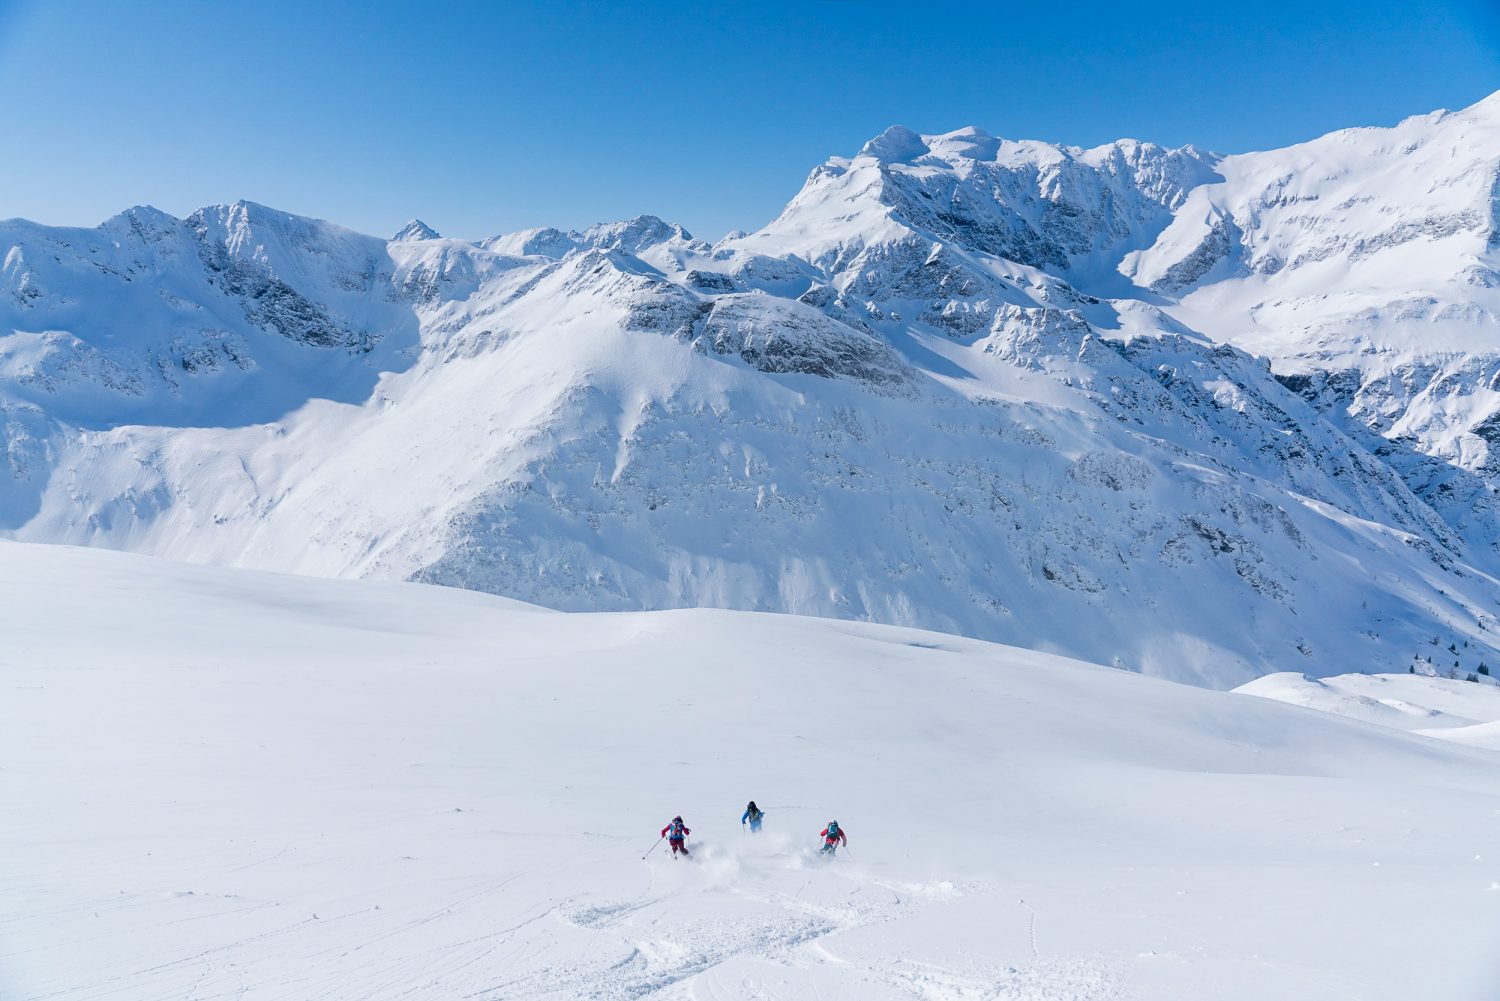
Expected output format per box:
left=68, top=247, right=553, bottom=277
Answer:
left=8, top=96, right=1500, bottom=688
left=3, top=542, right=1500, bottom=1000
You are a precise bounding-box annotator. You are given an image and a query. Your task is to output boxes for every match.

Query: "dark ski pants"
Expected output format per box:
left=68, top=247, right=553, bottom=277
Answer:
left=669, top=838, right=689, bottom=856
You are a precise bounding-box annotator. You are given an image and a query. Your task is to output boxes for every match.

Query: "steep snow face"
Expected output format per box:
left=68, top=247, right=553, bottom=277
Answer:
left=1129, top=96, right=1500, bottom=304
left=4, top=542, right=1499, bottom=1001
left=1122, top=96, right=1500, bottom=551
left=7, top=98, right=1500, bottom=688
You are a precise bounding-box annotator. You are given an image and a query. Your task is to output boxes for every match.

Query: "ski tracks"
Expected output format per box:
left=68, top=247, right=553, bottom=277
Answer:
left=1018, top=897, right=1040, bottom=959
left=485, top=850, right=1122, bottom=1001
left=871, top=955, right=1121, bottom=1001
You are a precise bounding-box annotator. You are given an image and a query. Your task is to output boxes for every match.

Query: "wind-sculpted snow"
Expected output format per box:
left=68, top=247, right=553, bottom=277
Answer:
left=7, top=95, right=1500, bottom=686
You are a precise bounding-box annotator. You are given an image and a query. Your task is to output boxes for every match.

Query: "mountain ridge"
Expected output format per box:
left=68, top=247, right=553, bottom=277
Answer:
left=5, top=93, right=1500, bottom=687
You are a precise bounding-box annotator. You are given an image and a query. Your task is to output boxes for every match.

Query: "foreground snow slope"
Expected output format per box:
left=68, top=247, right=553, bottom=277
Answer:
left=3, top=541, right=1498, bottom=1000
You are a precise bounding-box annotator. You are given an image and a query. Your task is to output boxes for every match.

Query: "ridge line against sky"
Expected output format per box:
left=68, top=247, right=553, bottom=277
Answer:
left=0, top=0, right=1497, bottom=242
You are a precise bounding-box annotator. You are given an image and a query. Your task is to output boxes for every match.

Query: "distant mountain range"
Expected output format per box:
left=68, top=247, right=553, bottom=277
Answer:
left=5, top=93, right=1500, bottom=687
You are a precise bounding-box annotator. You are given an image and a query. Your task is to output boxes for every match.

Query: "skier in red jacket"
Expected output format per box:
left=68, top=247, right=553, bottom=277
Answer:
left=661, top=816, right=691, bottom=857
left=819, top=819, right=846, bottom=856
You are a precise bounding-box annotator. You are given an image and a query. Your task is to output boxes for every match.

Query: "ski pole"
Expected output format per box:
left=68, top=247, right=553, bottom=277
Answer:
left=642, top=836, right=664, bottom=860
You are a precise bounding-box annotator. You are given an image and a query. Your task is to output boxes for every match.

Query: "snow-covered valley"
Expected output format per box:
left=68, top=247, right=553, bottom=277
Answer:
left=6, top=96, right=1500, bottom=685
left=4, top=541, right=1498, bottom=1000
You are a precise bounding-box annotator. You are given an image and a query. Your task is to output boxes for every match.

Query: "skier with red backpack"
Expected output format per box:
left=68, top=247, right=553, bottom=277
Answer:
left=819, top=819, right=846, bottom=856
left=661, top=815, right=691, bottom=857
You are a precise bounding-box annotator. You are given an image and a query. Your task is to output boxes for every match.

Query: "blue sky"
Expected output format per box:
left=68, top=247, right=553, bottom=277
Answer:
left=1, top=0, right=1496, bottom=241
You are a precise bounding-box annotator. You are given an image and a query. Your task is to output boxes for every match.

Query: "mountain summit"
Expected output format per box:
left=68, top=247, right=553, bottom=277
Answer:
left=392, top=219, right=441, bottom=241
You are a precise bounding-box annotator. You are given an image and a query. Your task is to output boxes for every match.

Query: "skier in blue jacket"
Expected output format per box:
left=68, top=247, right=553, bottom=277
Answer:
left=741, top=800, right=765, bottom=833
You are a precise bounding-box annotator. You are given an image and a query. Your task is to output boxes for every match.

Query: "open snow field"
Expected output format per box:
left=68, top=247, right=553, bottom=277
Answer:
left=4, top=540, right=1499, bottom=1000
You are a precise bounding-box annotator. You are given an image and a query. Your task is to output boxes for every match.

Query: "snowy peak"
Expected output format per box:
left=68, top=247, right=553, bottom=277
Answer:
left=576, top=214, right=701, bottom=254
left=188, top=200, right=387, bottom=264
left=479, top=215, right=702, bottom=263
left=392, top=218, right=441, bottom=242
left=857, top=125, right=931, bottom=163
left=186, top=200, right=393, bottom=308
left=480, top=226, right=579, bottom=259
left=922, top=126, right=1002, bottom=162
left=0, top=200, right=421, bottom=441
left=854, top=123, right=1215, bottom=180
left=100, top=204, right=188, bottom=239
left=1128, top=89, right=1500, bottom=298
left=741, top=124, right=1222, bottom=279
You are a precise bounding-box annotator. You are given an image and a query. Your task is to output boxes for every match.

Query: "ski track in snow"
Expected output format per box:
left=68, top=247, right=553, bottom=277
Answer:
left=1018, top=898, right=1039, bottom=960
left=505, top=850, right=1114, bottom=1001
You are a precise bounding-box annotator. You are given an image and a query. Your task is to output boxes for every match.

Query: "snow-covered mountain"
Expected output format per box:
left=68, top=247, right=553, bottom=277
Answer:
left=6, top=94, right=1500, bottom=687
left=4, top=541, right=1497, bottom=1000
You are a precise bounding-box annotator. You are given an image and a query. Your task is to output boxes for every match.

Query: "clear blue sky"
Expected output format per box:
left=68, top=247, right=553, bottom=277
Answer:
left=1, top=0, right=1496, bottom=241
